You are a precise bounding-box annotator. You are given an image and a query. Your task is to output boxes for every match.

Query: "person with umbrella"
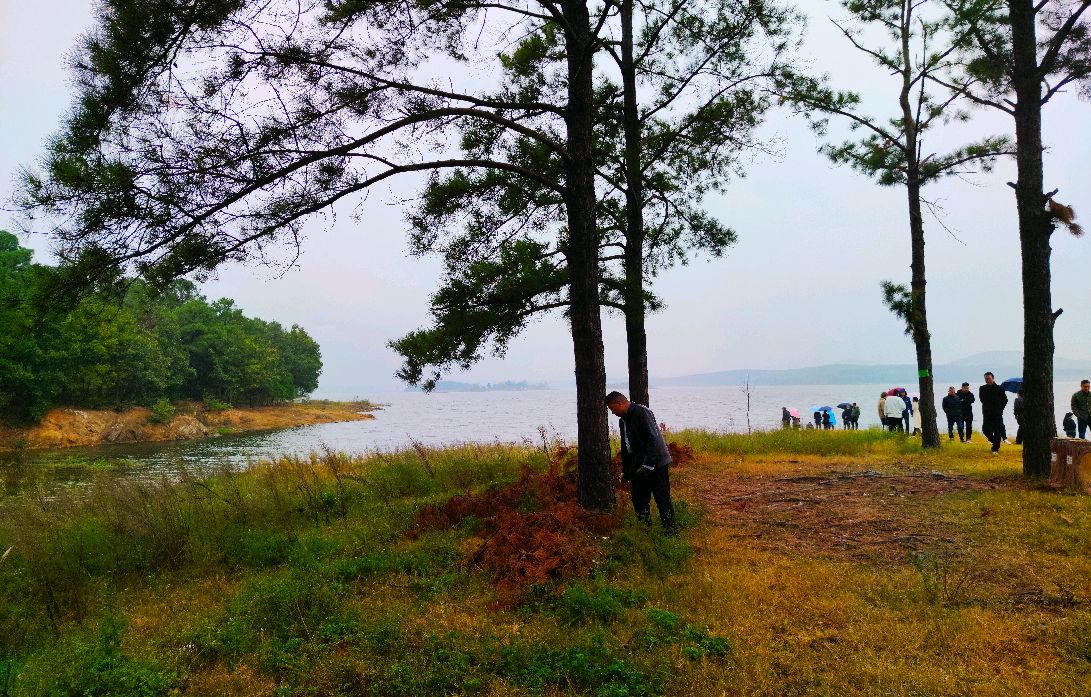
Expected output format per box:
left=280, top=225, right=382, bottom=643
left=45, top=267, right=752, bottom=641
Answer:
left=838, top=402, right=853, bottom=430
left=782, top=407, right=792, bottom=429
left=1002, top=378, right=1023, bottom=445
left=786, top=407, right=802, bottom=429
left=1013, top=390, right=1025, bottom=445
left=884, top=391, right=906, bottom=431
left=899, top=389, right=912, bottom=434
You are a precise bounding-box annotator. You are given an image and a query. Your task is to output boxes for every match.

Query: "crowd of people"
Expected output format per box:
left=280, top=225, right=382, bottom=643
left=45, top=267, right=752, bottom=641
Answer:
left=779, top=377, right=1091, bottom=456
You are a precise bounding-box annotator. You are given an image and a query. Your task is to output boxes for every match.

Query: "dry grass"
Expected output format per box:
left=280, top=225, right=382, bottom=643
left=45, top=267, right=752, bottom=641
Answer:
left=3, top=431, right=1090, bottom=695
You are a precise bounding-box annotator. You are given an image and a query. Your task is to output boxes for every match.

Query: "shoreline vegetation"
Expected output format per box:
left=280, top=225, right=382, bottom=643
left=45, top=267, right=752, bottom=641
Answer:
left=1, top=429, right=1088, bottom=695
left=0, top=400, right=378, bottom=452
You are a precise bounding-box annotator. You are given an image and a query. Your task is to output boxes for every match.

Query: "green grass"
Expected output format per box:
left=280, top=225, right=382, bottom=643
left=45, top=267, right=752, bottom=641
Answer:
left=671, top=426, right=906, bottom=456
left=0, top=434, right=1088, bottom=696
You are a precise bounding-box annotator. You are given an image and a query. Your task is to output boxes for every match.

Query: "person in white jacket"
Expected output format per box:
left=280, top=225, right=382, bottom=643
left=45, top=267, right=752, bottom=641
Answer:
left=884, top=393, right=906, bottom=432
left=911, top=396, right=922, bottom=435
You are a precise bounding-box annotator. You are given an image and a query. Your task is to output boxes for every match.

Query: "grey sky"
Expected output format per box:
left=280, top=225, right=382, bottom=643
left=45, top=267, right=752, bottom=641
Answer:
left=1, top=1, right=1088, bottom=396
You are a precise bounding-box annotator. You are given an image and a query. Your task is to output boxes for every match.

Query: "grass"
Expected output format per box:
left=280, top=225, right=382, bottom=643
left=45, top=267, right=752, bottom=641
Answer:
left=0, top=430, right=1089, bottom=695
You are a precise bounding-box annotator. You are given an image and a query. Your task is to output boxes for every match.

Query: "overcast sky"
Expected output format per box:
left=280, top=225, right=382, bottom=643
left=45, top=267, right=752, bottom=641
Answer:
left=1, top=1, right=1088, bottom=396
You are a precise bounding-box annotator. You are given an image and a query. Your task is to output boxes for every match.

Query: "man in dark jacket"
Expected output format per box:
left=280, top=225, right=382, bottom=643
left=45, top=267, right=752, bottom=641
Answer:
left=1072, top=379, right=1091, bottom=439
left=606, top=391, right=676, bottom=534
left=958, top=382, right=976, bottom=442
left=979, top=372, right=1008, bottom=455
left=941, top=386, right=965, bottom=442
left=1013, top=390, right=1025, bottom=445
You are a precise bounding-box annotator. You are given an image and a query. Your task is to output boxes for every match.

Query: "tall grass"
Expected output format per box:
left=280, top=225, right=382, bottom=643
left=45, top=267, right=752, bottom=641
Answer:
left=671, top=426, right=910, bottom=457
left=0, top=444, right=540, bottom=650
left=0, top=440, right=717, bottom=696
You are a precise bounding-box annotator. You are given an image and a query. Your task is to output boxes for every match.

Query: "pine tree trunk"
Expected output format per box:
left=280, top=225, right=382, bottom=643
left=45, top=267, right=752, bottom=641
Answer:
left=906, top=177, right=940, bottom=448
left=1009, top=0, right=1056, bottom=477
left=562, top=0, right=615, bottom=510
left=899, top=4, right=939, bottom=448
left=620, top=0, right=650, bottom=408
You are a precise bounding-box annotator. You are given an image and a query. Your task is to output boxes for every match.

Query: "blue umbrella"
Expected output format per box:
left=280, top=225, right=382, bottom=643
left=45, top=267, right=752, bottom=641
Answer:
left=809, top=406, right=833, bottom=413
left=1001, top=377, right=1023, bottom=393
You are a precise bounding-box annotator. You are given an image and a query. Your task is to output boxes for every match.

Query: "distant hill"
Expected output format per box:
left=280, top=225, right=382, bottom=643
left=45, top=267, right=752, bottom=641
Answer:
left=653, top=353, right=1091, bottom=387
left=407, top=380, right=551, bottom=393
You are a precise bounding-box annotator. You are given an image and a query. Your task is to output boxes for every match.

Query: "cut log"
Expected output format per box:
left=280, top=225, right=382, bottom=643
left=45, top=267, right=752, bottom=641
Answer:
left=1048, top=439, right=1091, bottom=493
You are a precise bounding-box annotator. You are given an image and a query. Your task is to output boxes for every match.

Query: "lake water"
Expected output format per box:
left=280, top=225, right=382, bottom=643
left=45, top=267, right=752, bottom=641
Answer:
left=1, top=382, right=1079, bottom=494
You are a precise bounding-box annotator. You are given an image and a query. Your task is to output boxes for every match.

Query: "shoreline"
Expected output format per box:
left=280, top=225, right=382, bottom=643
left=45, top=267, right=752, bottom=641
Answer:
left=0, top=400, right=377, bottom=452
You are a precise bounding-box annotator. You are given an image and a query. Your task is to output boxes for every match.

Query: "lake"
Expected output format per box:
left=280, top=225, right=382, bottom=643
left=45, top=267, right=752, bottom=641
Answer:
left=1, top=382, right=1080, bottom=494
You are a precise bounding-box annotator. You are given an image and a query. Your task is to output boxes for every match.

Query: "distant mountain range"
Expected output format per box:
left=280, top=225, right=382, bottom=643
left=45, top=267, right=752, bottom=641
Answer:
left=650, top=351, right=1091, bottom=387
left=406, top=380, right=551, bottom=393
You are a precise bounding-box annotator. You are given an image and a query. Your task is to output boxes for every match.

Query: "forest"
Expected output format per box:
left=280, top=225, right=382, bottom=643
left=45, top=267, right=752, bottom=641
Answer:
left=0, top=231, right=322, bottom=422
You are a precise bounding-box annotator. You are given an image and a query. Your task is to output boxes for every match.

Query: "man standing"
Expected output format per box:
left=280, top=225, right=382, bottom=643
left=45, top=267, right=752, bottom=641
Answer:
left=958, top=382, right=976, bottom=442
left=942, top=386, right=965, bottom=442
left=979, top=372, right=1008, bottom=455
left=1013, top=390, right=1025, bottom=445
left=1072, top=380, right=1091, bottom=439
left=900, top=389, right=912, bottom=434
left=878, top=393, right=888, bottom=429
left=606, top=391, right=676, bottom=534
left=851, top=403, right=861, bottom=430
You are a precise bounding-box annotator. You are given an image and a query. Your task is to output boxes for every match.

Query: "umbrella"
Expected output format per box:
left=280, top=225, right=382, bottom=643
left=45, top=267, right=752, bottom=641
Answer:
left=1001, top=377, right=1023, bottom=393
left=836, top=402, right=853, bottom=409
left=809, top=406, right=833, bottom=413
left=786, top=407, right=800, bottom=419
left=886, top=387, right=905, bottom=396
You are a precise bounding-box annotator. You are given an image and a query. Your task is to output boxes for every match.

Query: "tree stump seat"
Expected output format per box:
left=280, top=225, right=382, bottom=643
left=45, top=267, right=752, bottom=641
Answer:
left=1048, top=439, right=1091, bottom=493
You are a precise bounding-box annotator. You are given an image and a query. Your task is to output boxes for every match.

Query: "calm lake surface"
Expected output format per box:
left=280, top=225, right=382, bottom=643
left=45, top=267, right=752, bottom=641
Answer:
left=1, top=383, right=1078, bottom=494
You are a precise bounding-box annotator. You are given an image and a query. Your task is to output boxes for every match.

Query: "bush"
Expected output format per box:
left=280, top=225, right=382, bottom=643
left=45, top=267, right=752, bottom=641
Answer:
left=202, top=396, right=231, bottom=412
left=148, top=399, right=175, bottom=424
left=17, top=615, right=176, bottom=696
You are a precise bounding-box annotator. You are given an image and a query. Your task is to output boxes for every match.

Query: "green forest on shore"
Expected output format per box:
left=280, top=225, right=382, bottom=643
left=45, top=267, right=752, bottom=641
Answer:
left=0, top=231, right=322, bottom=422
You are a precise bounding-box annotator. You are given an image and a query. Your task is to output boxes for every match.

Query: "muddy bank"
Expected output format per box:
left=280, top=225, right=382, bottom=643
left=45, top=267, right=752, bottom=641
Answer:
left=0, top=401, right=376, bottom=451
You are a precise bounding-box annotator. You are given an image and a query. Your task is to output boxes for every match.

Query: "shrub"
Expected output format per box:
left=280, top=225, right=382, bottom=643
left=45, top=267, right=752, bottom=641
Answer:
left=202, top=396, right=231, bottom=412
left=16, top=615, right=176, bottom=696
left=412, top=462, right=619, bottom=597
left=148, top=399, right=175, bottom=424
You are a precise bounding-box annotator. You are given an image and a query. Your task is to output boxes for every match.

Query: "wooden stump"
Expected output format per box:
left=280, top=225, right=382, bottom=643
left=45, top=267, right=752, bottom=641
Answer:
left=1048, top=439, right=1091, bottom=493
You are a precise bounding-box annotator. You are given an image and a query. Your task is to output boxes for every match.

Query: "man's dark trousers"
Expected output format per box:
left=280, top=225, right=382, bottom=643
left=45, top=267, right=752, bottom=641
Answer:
left=947, top=416, right=965, bottom=441
left=982, top=414, right=1003, bottom=453
left=965, top=418, right=974, bottom=441
left=630, top=465, right=676, bottom=533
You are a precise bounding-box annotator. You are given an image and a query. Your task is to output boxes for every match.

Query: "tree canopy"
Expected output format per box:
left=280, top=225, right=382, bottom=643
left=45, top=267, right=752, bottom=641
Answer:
left=0, top=231, right=322, bottom=422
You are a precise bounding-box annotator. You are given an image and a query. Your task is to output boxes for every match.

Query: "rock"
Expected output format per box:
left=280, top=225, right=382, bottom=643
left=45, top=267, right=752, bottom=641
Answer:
left=167, top=416, right=210, bottom=440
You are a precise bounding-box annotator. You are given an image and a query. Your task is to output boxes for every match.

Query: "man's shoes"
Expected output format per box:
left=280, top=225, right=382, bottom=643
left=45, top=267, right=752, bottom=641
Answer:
left=991, top=451, right=999, bottom=456
left=959, top=439, right=965, bottom=443
left=1003, top=439, right=1011, bottom=445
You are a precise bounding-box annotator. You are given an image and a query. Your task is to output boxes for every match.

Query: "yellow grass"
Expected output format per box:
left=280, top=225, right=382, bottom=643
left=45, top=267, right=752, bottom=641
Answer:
left=3, top=431, right=1090, bottom=695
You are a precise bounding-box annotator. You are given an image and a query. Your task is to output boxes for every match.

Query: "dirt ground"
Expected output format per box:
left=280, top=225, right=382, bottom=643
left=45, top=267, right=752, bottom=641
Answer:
left=687, top=464, right=1019, bottom=565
